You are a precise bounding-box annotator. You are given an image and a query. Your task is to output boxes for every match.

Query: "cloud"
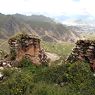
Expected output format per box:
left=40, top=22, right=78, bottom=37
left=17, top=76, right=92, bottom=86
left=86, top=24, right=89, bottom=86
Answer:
left=79, top=0, right=95, bottom=16
left=0, top=0, right=95, bottom=17
left=72, top=0, right=80, bottom=2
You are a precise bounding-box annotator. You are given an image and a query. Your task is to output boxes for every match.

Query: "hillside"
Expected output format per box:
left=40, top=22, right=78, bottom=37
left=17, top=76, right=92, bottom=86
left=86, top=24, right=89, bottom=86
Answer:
left=0, top=51, right=94, bottom=95
left=0, top=13, right=80, bottom=42
left=0, top=38, right=95, bottom=95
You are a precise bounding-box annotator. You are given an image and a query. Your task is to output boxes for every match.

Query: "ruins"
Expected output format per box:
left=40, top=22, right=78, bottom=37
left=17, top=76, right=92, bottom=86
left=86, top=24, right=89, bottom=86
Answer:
left=1, top=34, right=95, bottom=72
left=8, top=33, right=47, bottom=65
left=67, top=40, right=95, bottom=72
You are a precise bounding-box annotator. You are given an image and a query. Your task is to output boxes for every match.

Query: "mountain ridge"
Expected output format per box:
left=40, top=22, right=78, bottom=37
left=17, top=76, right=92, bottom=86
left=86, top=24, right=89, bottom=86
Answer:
left=0, top=13, right=80, bottom=42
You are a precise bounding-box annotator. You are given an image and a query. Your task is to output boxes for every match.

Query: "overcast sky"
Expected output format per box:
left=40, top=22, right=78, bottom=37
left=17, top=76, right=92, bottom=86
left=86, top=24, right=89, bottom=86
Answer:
left=0, top=0, right=95, bottom=17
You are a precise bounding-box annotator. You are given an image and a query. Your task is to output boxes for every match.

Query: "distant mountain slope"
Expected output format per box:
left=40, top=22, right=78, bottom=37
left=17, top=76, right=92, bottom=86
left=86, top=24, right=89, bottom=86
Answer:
left=0, top=13, right=80, bottom=42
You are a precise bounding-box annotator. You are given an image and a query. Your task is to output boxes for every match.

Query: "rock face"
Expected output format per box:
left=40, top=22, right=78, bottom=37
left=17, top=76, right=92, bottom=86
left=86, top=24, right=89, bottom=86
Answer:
left=67, top=40, right=95, bottom=72
left=8, top=33, right=47, bottom=65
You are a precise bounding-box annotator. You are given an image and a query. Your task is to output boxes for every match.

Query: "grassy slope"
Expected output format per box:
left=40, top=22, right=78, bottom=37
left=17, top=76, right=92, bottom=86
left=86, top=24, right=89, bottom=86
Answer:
left=0, top=39, right=9, bottom=53
left=81, top=32, right=95, bottom=40
left=86, top=34, right=95, bottom=40
left=41, top=41, right=74, bottom=56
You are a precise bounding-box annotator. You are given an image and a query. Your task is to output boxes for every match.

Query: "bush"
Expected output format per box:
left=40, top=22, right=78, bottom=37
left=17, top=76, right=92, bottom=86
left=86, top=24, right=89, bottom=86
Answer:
left=0, top=61, right=95, bottom=95
left=0, top=68, right=34, bottom=95
left=34, top=61, right=95, bottom=95
left=18, top=57, right=33, bottom=68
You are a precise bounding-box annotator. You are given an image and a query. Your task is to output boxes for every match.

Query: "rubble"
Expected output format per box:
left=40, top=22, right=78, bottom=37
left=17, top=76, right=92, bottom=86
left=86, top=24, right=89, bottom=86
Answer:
left=67, top=40, right=95, bottom=72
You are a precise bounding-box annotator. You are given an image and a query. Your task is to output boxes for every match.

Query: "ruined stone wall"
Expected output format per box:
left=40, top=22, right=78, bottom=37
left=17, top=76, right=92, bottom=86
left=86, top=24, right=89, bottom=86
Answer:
left=16, top=42, right=41, bottom=64
left=8, top=33, right=41, bottom=64
left=67, top=40, right=95, bottom=71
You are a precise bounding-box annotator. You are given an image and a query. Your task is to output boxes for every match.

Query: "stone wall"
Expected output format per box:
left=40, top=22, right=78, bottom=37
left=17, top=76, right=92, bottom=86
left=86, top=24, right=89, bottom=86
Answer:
left=8, top=33, right=43, bottom=64
left=67, top=40, right=95, bottom=72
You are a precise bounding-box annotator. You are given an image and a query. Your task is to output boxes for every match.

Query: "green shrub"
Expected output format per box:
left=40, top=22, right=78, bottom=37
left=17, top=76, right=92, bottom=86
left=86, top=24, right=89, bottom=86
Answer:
left=18, top=57, right=33, bottom=68
left=34, top=61, right=95, bottom=95
left=0, top=61, right=95, bottom=95
left=0, top=68, right=34, bottom=95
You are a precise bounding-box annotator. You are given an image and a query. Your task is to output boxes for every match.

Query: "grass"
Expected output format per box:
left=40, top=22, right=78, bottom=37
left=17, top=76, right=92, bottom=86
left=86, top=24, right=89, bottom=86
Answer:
left=81, top=32, right=95, bottom=40
left=86, top=34, right=95, bottom=40
left=41, top=41, right=75, bottom=56
left=0, top=39, right=9, bottom=53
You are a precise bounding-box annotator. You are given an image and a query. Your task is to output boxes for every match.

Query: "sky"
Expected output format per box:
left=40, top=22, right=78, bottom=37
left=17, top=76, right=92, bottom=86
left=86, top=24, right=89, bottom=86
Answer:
left=0, top=0, right=95, bottom=17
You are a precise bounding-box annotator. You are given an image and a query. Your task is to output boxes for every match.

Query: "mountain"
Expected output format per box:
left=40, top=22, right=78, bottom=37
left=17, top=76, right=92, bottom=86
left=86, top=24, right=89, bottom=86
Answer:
left=55, top=14, right=95, bottom=39
left=0, top=13, right=80, bottom=42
